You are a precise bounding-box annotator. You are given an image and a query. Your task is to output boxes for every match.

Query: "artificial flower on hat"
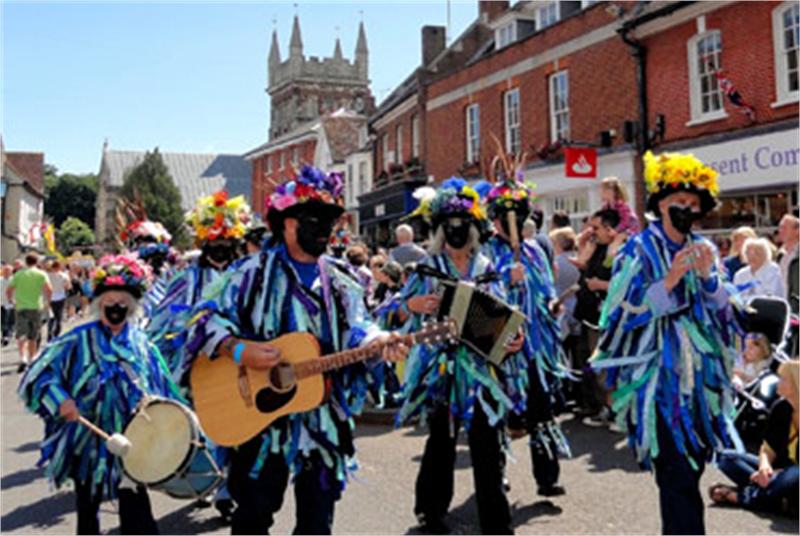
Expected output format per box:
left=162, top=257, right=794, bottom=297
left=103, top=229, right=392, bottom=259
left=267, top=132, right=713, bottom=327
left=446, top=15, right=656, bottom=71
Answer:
left=643, top=150, right=719, bottom=215
left=409, top=176, right=487, bottom=227
left=186, top=190, right=252, bottom=242
left=91, top=254, right=150, bottom=299
left=121, top=220, right=172, bottom=244
left=264, top=165, right=345, bottom=231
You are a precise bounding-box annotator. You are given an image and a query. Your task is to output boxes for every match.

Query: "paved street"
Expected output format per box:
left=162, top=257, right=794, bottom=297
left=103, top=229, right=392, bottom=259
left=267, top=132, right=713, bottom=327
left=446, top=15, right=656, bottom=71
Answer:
left=1, top=325, right=797, bottom=535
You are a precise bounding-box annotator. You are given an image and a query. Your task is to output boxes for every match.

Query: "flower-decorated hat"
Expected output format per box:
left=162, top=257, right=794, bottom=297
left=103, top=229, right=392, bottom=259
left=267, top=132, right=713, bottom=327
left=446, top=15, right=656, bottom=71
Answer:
left=409, top=177, right=488, bottom=229
left=186, top=190, right=252, bottom=244
left=644, top=150, right=719, bottom=215
left=264, top=165, right=345, bottom=233
left=484, top=178, right=538, bottom=221
left=91, top=254, right=149, bottom=300
left=122, top=220, right=172, bottom=260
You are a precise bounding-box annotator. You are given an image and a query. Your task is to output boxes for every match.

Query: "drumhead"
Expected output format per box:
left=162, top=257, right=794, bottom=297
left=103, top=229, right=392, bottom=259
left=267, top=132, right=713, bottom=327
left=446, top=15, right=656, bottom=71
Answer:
left=122, top=399, right=196, bottom=484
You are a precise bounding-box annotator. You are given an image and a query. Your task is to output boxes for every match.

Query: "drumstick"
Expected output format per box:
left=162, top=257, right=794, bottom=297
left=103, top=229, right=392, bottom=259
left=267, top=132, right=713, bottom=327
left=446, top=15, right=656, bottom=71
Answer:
left=77, top=415, right=132, bottom=457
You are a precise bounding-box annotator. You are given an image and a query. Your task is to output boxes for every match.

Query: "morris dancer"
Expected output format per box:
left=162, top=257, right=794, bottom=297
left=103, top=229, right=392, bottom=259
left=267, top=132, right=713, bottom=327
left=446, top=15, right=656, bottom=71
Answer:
left=18, top=254, right=180, bottom=535
left=591, top=151, right=741, bottom=534
left=187, top=165, right=408, bottom=534
left=120, top=217, right=173, bottom=320
left=146, top=189, right=252, bottom=522
left=148, top=190, right=251, bottom=381
left=395, top=178, right=525, bottom=535
left=482, top=171, right=571, bottom=498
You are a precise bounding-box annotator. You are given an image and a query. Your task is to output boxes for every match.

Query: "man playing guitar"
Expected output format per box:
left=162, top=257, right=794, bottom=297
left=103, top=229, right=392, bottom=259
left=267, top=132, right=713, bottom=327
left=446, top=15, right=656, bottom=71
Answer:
left=187, top=166, right=408, bottom=534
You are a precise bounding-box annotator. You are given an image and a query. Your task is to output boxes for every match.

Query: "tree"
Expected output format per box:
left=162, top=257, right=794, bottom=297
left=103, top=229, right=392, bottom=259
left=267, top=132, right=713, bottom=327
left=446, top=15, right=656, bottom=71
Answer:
left=120, top=148, right=188, bottom=247
left=44, top=172, right=98, bottom=227
left=57, top=217, right=95, bottom=253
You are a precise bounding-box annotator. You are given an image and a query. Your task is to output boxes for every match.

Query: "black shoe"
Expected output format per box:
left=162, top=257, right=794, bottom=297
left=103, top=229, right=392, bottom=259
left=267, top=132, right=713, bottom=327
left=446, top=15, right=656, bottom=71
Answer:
left=215, top=498, right=235, bottom=525
left=17, top=363, right=27, bottom=373
left=537, top=484, right=566, bottom=497
left=418, top=515, right=450, bottom=535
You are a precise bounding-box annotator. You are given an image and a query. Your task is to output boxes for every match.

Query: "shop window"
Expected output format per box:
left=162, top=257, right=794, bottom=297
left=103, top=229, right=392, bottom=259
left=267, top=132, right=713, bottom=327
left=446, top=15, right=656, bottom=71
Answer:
left=551, top=193, right=589, bottom=229
left=701, top=190, right=796, bottom=231
left=466, top=103, right=480, bottom=163
left=549, top=71, right=570, bottom=142
left=773, top=1, right=800, bottom=105
left=687, top=30, right=727, bottom=124
left=504, top=88, right=521, bottom=155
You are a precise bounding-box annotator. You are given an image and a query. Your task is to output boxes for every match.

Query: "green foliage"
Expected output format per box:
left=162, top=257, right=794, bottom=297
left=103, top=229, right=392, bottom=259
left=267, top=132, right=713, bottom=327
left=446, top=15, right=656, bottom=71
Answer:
left=44, top=170, right=98, bottom=227
left=57, top=216, right=95, bottom=253
left=120, top=148, right=188, bottom=247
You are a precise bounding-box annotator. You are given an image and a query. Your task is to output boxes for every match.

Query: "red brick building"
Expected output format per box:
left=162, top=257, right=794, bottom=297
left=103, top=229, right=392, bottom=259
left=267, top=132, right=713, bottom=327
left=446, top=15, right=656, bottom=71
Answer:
left=423, top=1, right=641, bottom=226
left=362, top=5, right=495, bottom=245
left=627, top=0, right=799, bottom=234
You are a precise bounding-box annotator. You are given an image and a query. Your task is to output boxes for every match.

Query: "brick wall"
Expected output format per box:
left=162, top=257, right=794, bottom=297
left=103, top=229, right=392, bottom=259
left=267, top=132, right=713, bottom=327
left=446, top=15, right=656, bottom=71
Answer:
left=644, top=1, right=799, bottom=144
left=425, top=2, right=638, bottom=181
left=251, top=139, right=317, bottom=214
left=374, top=103, right=426, bottom=175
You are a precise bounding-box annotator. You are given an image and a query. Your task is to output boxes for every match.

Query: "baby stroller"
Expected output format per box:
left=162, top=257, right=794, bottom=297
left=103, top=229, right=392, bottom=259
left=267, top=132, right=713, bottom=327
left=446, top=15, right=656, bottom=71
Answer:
left=733, top=296, right=790, bottom=451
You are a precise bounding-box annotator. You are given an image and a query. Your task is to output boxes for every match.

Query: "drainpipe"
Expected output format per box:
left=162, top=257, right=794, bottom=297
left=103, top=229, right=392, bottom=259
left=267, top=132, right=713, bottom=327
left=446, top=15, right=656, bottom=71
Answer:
left=619, top=25, right=649, bottom=218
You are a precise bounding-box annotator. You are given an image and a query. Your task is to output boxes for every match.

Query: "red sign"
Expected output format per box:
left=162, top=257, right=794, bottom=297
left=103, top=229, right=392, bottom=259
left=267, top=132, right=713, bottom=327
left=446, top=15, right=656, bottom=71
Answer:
left=564, top=147, right=598, bottom=179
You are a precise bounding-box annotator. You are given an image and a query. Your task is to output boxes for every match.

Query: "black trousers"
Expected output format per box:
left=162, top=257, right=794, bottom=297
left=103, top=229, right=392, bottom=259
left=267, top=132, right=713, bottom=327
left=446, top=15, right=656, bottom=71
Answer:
left=227, top=437, right=341, bottom=535
left=1, top=307, right=13, bottom=340
left=48, top=299, right=65, bottom=341
left=652, top=416, right=706, bottom=535
left=525, top=362, right=560, bottom=490
left=74, top=480, right=158, bottom=535
left=415, top=405, right=513, bottom=534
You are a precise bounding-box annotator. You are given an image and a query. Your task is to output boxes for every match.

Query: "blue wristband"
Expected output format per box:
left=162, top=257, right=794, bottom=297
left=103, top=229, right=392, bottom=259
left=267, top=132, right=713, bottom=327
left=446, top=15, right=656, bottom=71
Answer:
left=233, top=342, right=246, bottom=365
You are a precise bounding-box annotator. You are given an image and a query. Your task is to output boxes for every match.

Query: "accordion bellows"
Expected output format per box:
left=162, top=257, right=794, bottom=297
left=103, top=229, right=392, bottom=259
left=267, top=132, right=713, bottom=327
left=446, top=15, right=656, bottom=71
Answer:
left=438, top=281, right=526, bottom=365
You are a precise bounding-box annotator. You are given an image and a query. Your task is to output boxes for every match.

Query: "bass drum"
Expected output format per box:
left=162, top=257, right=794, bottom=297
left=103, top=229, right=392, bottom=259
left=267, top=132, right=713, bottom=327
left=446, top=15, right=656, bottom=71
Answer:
left=122, top=397, right=223, bottom=499
left=734, top=369, right=780, bottom=452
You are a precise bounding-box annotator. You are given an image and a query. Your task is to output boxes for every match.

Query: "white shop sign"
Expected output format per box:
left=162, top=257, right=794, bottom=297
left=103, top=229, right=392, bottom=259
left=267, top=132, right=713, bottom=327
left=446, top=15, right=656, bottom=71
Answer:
left=688, top=128, right=799, bottom=192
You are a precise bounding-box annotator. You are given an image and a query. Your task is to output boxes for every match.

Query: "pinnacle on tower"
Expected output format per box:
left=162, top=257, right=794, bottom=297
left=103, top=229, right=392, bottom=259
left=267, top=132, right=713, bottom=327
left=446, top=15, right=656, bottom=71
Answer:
left=290, top=15, right=303, bottom=57
left=355, top=20, right=368, bottom=80
left=333, top=37, right=343, bottom=60
left=355, top=20, right=368, bottom=55
left=269, top=28, right=281, bottom=66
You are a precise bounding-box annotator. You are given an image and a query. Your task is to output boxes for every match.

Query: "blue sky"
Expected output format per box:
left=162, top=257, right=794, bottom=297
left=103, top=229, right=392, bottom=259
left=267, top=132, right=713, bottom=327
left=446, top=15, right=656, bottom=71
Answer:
left=2, top=1, right=476, bottom=174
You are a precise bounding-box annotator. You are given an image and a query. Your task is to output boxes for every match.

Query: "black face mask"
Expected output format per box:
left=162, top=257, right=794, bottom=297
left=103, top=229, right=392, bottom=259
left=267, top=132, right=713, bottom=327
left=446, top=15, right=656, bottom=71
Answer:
left=204, top=244, right=235, bottom=267
left=104, top=304, right=128, bottom=326
left=667, top=204, right=702, bottom=235
left=442, top=219, right=472, bottom=249
left=297, top=216, right=336, bottom=258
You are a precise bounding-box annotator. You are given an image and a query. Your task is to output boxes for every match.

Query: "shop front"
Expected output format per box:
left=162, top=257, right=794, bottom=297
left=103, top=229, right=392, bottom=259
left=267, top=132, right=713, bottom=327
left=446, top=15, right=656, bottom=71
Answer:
left=520, top=148, right=638, bottom=229
left=358, top=176, right=427, bottom=249
left=683, top=126, right=799, bottom=236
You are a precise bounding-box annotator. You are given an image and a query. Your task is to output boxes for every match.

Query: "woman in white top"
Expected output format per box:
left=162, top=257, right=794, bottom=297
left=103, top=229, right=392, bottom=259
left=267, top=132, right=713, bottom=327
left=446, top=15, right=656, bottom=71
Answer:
left=733, top=237, right=785, bottom=300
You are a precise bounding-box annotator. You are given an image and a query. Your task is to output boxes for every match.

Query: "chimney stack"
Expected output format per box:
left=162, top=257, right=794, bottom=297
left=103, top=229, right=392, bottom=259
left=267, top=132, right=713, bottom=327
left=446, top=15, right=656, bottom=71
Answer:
left=479, top=0, right=509, bottom=23
left=421, top=25, right=446, bottom=67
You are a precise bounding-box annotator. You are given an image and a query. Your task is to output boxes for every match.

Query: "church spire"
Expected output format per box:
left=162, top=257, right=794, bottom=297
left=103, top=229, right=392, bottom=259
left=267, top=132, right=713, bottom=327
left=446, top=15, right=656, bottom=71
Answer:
left=269, top=28, right=281, bottom=79
left=355, top=20, right=368, bottom=80
left=290, top=15, right=303, bottom=57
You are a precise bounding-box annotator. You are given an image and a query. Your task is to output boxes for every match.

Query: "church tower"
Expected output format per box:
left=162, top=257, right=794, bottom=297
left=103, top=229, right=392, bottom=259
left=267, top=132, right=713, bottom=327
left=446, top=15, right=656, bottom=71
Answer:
left=266, top=15, right=374, bottom=141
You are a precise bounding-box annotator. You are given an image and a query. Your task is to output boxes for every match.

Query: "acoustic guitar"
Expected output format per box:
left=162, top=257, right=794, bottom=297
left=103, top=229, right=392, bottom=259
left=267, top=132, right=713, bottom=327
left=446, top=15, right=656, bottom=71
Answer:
left=190, top=320, right=457, bottom=447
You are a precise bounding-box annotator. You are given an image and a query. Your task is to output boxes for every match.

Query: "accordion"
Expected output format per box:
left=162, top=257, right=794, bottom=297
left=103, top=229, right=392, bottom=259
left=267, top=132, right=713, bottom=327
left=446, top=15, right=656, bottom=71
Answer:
left=437, top=281, right=526, bottom=366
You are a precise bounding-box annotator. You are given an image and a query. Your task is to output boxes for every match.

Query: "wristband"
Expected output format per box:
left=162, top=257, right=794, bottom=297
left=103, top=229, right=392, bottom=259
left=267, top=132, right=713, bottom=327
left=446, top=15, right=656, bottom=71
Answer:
left=233, top=342, right=246, bottom=365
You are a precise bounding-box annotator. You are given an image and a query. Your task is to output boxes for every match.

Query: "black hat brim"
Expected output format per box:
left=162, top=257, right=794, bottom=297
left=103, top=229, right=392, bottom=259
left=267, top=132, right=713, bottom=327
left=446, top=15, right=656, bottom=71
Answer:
left=267, top=199, right=344, bottom=232
left=92, top=284, right=143, bottom=301
left=646, top=184, right=717, bottom=217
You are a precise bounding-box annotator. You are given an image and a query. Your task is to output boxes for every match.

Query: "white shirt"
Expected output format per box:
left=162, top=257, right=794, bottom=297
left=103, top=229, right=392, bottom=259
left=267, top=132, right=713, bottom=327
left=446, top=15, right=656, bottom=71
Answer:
left=48, top=271, right=70, bottom=301
left=733, top=261, right=785, bottom=300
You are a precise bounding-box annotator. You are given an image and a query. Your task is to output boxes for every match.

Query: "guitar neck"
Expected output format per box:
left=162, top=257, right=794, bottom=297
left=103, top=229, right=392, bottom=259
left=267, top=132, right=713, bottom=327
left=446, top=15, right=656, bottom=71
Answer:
left=293, top=333, right=415, bottom=380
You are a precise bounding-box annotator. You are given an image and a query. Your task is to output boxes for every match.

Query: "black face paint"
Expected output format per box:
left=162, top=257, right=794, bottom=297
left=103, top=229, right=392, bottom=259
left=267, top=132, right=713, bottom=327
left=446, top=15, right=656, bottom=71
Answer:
left=297, top=216, right=336, bottom=258
left=204, top=244, right=235, bottom=267
left=667, top=204, right=702, bottom=235
left=442, top=218, right=472, bottom=249
left=103, top=304, right=128, bottom=326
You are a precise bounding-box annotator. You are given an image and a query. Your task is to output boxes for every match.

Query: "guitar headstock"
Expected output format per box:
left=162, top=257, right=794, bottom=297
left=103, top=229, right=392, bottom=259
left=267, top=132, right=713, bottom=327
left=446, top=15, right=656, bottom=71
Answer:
left=414, top=318, right=459, bottom=346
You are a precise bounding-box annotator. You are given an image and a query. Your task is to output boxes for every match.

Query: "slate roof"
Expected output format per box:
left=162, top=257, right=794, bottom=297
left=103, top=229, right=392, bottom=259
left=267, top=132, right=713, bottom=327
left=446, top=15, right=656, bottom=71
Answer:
left=102, top=150, right=251, bottom=211
left=4, top=152, right=45, bottom=195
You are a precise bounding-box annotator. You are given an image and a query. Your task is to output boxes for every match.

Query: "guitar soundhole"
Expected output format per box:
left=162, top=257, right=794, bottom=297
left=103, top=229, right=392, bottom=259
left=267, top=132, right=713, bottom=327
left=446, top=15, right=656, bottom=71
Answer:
left=255, top=385, right=297, bottom=413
